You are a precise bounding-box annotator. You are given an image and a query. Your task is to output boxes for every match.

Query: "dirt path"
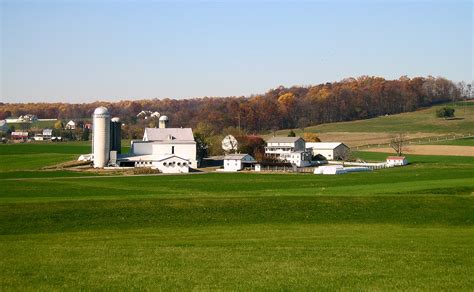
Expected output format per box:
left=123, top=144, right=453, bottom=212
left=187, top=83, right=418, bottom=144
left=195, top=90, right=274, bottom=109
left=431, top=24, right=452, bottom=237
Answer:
left=362, top=145, right=474, bottom=156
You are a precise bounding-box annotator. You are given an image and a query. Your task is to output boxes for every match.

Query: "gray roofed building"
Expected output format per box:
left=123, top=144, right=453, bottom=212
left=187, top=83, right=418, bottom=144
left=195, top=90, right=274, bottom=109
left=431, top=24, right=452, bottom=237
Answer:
left=143, top=128, right=194, bottom=142
left=224, top=154, right=256, bottom=161
left=267, top=136, right=303, bottom=143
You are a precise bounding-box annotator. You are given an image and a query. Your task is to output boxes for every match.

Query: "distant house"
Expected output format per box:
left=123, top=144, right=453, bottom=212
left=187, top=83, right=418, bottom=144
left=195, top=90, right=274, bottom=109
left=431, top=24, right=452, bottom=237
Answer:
left=306, top=142, right=350, bottom=160
left=386, top=156, right=408, bottom=166
left=265, top=136, right=311, bottom=167
left=223, top=154, right=256, bottom=171
left=11, top=131, right=29, bottom=141
left=83, top=123, right=92, bottom=130
left=65, top=120, right=76, bottom=130
left=43, top=129, right=53, bottom=139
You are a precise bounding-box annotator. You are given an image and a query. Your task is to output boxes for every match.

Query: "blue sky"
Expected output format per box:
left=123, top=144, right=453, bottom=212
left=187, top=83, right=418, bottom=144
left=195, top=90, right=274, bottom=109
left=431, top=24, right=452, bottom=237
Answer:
left=1, top=0, right=472, bottom=103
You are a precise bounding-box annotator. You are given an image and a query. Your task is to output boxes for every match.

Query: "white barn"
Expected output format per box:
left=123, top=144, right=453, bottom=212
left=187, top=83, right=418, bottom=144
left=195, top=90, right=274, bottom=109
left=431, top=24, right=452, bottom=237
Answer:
left=223, top=154, right=256, bottom=171
left=306, top=142, right=350, bottom=161
left=130, top=127, right=198, bottom=168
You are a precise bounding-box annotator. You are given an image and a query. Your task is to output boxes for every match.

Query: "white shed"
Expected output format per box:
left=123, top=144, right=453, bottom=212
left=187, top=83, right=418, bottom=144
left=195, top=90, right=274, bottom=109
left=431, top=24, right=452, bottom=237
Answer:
left=223, top=154, right=256, bottom=171
left=386, top=156, right=408, bottom=166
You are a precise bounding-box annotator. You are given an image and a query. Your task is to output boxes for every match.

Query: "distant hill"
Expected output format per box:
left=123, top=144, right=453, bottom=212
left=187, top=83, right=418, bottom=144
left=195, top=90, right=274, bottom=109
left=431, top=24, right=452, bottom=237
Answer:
left=272, top=101, right=474, bottom=147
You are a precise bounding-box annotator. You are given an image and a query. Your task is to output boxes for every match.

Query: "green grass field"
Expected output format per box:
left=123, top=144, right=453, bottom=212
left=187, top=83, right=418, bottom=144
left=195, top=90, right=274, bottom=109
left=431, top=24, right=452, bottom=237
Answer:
left=0, top=143, right=473, bottom=290
left=275, top=101, right=474, bottom=136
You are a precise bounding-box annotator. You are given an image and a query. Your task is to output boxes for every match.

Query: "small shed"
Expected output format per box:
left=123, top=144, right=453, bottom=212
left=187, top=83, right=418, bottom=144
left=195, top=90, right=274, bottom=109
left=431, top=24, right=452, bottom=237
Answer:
left=223, top=154, right=256, bottom=171
left=386, top=156, right=408, bottom=166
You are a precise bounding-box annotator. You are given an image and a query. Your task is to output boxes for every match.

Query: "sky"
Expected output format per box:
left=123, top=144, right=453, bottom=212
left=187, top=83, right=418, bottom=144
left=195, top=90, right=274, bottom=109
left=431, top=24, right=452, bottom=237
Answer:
left=0, top=0, right=472, bottom=103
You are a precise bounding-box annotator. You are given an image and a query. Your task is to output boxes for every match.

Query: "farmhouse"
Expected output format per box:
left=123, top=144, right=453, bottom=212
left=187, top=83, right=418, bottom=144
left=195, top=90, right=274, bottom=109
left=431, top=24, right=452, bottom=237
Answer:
left=265, top=136, right=311, bottom=167
left=223, top=154, right=256, bottom=171
left=386, top=156, right=408, bottom=166
left=306, top=142, right=350, bottom=160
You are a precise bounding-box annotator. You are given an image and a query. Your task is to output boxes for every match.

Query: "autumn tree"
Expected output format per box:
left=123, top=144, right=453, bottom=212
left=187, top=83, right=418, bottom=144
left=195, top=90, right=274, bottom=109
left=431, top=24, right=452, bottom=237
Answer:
left=303, top=133, right=321, bottom=142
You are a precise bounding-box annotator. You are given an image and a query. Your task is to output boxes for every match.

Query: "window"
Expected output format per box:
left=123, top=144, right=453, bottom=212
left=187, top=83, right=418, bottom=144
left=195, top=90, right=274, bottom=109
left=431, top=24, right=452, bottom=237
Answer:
left=177, top=162, right=181, bottom=166
left=171, top=146, right=175, bottom=154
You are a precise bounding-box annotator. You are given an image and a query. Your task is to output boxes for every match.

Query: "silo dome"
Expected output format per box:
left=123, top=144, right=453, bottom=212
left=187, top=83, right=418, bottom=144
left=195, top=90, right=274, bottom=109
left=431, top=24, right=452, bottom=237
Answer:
left=94, top=106, right=109, bottom=115
left=158, top=115, right=169, bottom=128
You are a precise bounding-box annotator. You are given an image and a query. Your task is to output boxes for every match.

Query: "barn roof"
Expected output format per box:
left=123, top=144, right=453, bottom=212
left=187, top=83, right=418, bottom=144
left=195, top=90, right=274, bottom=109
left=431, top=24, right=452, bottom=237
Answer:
left=224, top=154, right=255, bottom=161
left=143, top=128, right=194, bottom=142
left=387, top=156, right=406, bottom=160
left=306, top=142, right=347, bottom=150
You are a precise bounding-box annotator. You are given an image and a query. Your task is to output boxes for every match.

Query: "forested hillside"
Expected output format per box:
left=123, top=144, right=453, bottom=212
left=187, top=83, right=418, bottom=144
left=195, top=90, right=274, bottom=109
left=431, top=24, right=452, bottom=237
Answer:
left=0, top=76, right=462, bottom=134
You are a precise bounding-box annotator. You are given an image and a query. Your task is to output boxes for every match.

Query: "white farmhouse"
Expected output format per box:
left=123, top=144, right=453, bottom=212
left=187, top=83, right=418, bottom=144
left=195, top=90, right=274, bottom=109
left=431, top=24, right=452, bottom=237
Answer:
left=306, top=142, right=350, bottom=161
left=223, top=154, right=256, bottom=171
left=386, top=156, right=408, bottom=166
left=265, top=137, right=311, bottom=167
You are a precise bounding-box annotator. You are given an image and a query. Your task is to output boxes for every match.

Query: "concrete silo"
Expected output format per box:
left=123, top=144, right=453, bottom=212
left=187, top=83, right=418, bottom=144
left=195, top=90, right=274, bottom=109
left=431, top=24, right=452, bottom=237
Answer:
left=110, top=117, right=122, bottom=154
left=159, top=115, right=169, bottom=128
left=92, top=107, right=111, bottom=168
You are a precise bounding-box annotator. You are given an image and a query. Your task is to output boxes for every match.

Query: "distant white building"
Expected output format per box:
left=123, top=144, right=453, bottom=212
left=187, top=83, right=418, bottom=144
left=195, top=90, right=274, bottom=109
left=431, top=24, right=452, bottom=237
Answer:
left=386, top=156, right=408, bottom=166
left=306, top=142, right=350, bottom=161
left=65, top=120, right=76, bottom=130
left=265, top=137, right=311, bottom=167
left=43, top=129, right=53, bottom=139
left=223, top=154, right=256, bottom=171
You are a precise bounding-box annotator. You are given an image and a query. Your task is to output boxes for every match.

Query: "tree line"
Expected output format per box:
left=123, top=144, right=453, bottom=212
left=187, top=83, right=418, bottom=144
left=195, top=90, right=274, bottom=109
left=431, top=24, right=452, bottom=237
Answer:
left=0, top=76, right=466, bottom=135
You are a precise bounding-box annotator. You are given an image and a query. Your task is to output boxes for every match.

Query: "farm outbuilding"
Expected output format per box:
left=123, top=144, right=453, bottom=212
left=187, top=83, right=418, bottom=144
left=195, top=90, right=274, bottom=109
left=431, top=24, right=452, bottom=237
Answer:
left=386, top=156, right=408, bottom=166
left=306, top=142, right=350, bottom=160
left=223, top=154, right=256, bottom=171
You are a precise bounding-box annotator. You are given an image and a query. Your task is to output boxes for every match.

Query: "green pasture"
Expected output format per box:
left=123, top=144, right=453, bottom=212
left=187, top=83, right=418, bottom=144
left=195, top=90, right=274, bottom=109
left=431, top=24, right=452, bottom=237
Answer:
left=275, top=101, right=474, bottom=135
left=0, top=141, right=130, bottom=171
left=0, top=143, right=473, bottom=290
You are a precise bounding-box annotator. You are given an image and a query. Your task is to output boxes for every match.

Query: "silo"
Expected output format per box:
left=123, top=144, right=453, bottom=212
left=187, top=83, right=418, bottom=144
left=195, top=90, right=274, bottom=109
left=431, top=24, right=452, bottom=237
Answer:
left=159, top=115, right=169, bottom=128
left=92, top=107, right=111, bottom=168
left=110, top=117, right=122, bottom=154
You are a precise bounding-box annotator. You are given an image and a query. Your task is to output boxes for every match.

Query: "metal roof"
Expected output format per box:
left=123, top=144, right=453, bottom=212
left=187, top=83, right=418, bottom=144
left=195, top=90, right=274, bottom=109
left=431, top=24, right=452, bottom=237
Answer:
left=306, top=142, right=346, bottom=149
left=387, top=156, right=406, bottom=160
left=224, top=154, right=255, bottom=161
left=143, top=128, right=194, bottom=142
left=267, top=136, right=303, bottom=143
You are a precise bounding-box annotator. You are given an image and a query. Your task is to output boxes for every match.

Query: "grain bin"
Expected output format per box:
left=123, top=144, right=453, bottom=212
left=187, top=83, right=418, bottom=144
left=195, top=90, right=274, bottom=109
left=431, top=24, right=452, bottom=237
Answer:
left=110, top=117, right=122, bottom=154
